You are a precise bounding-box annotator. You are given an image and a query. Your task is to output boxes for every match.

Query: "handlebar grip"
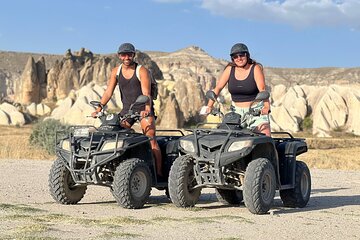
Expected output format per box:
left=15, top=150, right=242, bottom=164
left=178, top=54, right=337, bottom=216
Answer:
left=211, top=109, right=220, bottom=115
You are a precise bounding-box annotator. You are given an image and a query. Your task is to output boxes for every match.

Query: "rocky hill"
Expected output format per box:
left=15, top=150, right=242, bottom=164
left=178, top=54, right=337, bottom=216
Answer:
left=0, top=47, right=359, bottom=136
left=265, top=67, right=360, bottom=86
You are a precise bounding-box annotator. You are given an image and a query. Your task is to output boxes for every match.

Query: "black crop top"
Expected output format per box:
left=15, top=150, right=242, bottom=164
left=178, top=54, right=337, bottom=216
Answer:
left=228, top=64, right=259, bottom=102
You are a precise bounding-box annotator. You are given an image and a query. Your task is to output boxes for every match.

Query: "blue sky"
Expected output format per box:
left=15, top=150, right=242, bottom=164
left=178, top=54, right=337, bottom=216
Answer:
left=0, top=0, right=359, bottom=68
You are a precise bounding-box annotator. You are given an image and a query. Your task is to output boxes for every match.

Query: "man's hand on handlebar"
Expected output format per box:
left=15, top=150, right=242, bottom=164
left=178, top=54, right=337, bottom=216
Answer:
left=91, top=111, right=103, bottom=118
left=90, top=104, right=104, bottom=118
left=140, top=110, right=150, bottom=118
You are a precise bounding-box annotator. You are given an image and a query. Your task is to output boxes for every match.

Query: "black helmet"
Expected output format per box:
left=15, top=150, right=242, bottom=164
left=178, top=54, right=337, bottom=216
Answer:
left=117, top=43, right=136, bottom=54
left=230, top=43, right=249, bottom=56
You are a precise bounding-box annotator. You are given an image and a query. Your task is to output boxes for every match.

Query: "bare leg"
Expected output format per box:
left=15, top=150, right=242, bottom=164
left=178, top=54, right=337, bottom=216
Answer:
left=140, top=116, right=163, bottom=176
left=255, top=123, right=271, bottom=137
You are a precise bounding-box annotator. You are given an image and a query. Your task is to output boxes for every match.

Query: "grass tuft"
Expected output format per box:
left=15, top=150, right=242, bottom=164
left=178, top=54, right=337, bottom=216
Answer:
left=98, top=232, right=142, bottom=239
left=0, top=204, right=46, bottom=213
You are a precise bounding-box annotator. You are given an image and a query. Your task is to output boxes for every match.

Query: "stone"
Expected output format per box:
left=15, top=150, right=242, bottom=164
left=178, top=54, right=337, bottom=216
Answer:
left=26, top=102, right=37, bottom=116
left=0, top=109, right=10, bottom=125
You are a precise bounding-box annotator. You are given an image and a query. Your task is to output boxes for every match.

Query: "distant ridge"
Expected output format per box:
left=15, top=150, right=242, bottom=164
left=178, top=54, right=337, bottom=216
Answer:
left=0, top=50, right=63, bottom=72
left=1, top=48, right=360, bottom=86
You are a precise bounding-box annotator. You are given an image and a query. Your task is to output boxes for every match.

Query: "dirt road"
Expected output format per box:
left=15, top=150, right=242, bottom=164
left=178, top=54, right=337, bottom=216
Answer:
left=0, top=159, right=359, bottom=240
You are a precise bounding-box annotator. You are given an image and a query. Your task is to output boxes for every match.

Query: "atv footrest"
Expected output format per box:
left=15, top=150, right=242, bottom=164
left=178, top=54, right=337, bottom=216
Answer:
left=71, top=169, right=93, bottom=182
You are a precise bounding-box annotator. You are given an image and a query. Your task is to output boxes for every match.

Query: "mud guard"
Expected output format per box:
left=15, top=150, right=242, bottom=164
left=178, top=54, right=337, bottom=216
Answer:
left=277, top=141, right=307, bottom=189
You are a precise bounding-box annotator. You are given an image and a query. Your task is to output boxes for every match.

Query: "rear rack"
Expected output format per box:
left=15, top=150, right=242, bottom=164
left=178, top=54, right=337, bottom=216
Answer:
left=271, top=131, right=305, bottom=142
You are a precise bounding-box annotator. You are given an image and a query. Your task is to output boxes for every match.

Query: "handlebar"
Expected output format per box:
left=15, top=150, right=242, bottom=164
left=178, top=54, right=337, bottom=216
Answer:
left=211, top=108, right=224, bottom=118
left=249, top=108, right=261, bottom=117
left=121, top=112, right=142, bottom=121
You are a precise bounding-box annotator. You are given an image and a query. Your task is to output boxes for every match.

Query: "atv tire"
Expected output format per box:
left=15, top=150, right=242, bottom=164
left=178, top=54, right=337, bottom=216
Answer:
left=280, top=161, right=311, bottom=208
left=112, top=158, right=152, bottom=209
left=49, top=158, right=87, bottom=204
left=243, top=158, right=276, bottom=214
left=168, top=155, right=201, bottom=207
left=215, top=189, right=243, bottom=205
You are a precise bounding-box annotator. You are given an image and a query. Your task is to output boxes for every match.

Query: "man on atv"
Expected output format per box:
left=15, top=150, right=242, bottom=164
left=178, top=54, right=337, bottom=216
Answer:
left=92, top=43, right=163, bottom=177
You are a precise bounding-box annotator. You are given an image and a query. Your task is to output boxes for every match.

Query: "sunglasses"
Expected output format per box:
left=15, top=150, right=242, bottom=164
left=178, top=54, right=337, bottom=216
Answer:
left=119, top=52, right=134, bottom=57
left=231, top=53, right=247, bottom=60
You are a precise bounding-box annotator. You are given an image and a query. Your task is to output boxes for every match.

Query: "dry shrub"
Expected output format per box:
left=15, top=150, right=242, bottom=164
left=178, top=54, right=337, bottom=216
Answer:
left=0, top=125, right=359, bottom=170
left=300, top=147, right=360, bottom=171
left=306, top=137, right=360, bottom=149
left=0, top=125, right=54, bottom=160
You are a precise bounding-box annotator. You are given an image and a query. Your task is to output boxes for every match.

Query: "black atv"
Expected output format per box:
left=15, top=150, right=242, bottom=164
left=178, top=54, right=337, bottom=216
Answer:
left=168, top=91, right=311, bottom=214
left=49, top=95, right=183, bottom=209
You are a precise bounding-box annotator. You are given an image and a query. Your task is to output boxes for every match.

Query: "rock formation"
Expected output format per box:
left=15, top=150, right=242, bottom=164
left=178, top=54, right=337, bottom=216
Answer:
left=270, top=84, right=360, bottom=136
left=0, top=47, right=359, bottom=137
left=13, top=56, right=46, bottom=104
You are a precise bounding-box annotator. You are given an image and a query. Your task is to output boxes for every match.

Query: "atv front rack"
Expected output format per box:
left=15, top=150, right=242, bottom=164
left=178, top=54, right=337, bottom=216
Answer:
left=55, top=126, right=150, bottom=186
left=187, top=127, right=258, bottom=189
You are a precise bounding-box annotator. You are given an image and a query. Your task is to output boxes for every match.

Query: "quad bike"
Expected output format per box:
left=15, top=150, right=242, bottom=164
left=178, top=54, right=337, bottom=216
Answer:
left=49, top=95, right=183, bottom=209
left=168, top=91, right=311, bottom=214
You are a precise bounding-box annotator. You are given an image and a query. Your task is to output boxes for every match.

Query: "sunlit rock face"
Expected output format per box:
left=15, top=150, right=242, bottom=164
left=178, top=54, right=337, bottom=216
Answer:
left=1, top=48, right=360, bottom=136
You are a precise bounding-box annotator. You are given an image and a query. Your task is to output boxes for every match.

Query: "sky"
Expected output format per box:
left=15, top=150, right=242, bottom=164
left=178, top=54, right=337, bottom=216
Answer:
left=0, top=0, right=359, bottom=68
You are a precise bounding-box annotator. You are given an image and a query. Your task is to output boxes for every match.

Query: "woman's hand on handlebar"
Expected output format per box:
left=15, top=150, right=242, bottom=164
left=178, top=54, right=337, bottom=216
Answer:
left=200, top=106, right=212, bottom=115
left=261, top=107, right=270, bottom=115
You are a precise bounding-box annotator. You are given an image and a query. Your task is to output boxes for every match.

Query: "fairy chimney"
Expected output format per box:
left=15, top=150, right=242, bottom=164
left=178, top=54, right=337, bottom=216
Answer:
left=14, top=56, right=46, bottom=104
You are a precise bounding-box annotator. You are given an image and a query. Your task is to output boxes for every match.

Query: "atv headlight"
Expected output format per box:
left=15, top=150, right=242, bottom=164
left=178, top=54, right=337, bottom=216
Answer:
left=228, top=140, right=252, bottom=152
left=101, top=140, right=124, bottom=151
left=61, top=139, right=71, bottom=151
left=179, top=139, right=195, bottom=152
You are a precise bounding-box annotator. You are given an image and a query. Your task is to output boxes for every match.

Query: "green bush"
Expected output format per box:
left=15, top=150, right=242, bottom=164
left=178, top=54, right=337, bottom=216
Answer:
left=301, top=116, right=313, bottom=131
left=29, top=119, right=69, bottom=155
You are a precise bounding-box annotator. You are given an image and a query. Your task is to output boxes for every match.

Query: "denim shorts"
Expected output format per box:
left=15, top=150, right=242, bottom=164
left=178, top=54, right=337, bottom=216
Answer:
left=233, top=102, right=270, bottom=130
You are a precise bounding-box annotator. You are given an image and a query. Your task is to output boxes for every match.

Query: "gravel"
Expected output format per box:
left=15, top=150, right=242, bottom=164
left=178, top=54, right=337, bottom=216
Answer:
left=0, top=159, right=359, bottom=240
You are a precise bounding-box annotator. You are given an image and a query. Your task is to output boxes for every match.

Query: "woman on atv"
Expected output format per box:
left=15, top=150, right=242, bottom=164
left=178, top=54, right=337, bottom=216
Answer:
left=205, top=43, right=271, bottom=136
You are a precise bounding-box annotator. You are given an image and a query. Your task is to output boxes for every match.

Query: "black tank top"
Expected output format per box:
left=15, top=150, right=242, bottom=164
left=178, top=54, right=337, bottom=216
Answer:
left=118, top=63, right=145, bottom=115
left=228, top=64, right=259, bottom=102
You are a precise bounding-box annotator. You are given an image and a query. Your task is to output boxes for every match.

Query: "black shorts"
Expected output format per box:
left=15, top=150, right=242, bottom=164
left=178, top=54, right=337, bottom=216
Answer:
left=122, top=113, right=156, bottom=126
left=119, top=105, right=156, bottom=126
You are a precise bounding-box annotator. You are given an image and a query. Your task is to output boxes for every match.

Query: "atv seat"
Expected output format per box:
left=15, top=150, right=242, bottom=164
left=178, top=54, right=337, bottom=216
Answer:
left=156, top=136, right=169, bottom=148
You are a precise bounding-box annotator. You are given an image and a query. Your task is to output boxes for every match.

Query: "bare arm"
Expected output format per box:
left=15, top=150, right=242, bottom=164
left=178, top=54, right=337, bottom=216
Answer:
left=94, top=67, right=118, bottom=113
left=207, top=65, right=231, bottom=108
left=253, top=64, right=270, bottom=114
left=138, top=66, right=152, bottom=112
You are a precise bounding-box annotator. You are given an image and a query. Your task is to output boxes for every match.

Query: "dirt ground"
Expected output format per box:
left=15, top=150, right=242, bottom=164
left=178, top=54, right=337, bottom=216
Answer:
left=0, top=159, right=359, bottom=240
